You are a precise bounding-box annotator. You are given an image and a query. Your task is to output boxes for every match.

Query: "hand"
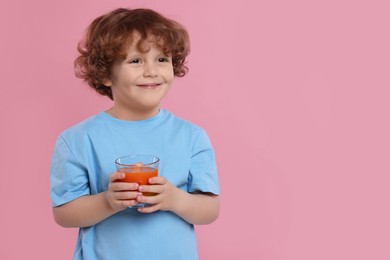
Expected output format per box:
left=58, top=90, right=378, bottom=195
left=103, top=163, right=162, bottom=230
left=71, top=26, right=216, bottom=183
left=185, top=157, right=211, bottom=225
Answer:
left=105, top=172, right=140, bottom=211
left=136, top=176, right=180, bottom=213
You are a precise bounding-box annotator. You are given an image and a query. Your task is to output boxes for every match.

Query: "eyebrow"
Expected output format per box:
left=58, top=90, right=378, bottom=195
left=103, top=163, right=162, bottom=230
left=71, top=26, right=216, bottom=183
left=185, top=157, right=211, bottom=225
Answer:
left=126, top=49, right=170, bottom=58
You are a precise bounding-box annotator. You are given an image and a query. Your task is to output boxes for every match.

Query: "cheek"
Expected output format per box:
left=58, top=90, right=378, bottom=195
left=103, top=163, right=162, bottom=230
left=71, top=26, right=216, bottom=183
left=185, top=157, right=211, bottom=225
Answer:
left=114, top=73, right=135, bottom=86
left=168, top=73, right=174, bottom=82
left=165, top=68, right=174, bottom=82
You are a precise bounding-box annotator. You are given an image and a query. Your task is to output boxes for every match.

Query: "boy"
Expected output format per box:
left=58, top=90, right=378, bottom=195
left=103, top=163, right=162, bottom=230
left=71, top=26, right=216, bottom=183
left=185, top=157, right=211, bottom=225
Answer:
left=50, top=8, right=220, bottom=260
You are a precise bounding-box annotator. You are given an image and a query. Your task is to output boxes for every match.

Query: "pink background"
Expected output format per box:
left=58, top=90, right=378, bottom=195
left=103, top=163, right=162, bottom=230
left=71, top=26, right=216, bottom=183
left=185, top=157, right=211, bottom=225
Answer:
left=1, top=0, right=389, bottom=259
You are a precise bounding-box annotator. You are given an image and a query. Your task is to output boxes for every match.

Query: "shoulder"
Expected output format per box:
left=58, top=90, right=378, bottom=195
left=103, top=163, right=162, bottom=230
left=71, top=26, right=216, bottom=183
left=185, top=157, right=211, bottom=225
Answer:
left=161, top=109, right=211, bottom=148
left=58, top=113, right=104, bottom=144
left=162, top=109, right=205, bottom=134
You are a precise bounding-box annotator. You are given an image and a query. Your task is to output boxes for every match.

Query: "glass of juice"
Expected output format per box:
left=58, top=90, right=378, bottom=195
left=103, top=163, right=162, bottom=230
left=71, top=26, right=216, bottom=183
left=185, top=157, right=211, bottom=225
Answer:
left=115, top=155, right=160, bottom=208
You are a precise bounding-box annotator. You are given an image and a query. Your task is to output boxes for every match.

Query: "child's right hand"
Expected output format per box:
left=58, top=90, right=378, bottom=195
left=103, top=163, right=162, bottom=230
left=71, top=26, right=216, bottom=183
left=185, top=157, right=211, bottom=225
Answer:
left=105, top=172, right=140, bottom=211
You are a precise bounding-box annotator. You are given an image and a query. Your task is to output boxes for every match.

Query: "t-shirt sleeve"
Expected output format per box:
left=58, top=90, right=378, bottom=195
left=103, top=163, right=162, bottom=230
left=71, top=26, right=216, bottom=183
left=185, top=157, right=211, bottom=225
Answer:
left=50, top=136, right=90, bottom=207
left=188, top=129, right=220, bottom=195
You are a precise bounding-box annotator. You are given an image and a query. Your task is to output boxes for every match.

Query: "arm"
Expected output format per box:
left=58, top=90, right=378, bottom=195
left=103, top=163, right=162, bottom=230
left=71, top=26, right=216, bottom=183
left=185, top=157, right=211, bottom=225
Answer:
left=53, top=192, right=116, bottom=228
left=53, top=172, right=140, bottom=228
left=136, top=177, right=220, bottom=225
left=172, top=190, right=220, bottom=225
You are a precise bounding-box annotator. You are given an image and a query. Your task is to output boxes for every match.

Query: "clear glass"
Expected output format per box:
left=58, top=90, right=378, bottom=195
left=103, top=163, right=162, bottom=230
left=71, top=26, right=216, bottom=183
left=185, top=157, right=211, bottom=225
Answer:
left=115, top=155, right=160, bottom=208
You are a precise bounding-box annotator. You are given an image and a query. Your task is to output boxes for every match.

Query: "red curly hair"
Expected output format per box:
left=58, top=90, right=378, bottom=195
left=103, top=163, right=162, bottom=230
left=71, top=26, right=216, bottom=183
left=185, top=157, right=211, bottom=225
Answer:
left=74, top=8, right=190, bottom=100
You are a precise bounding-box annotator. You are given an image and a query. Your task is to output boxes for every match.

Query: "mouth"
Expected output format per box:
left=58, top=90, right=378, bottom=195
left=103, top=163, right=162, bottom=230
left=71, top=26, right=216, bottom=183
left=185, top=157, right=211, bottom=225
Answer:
left=136, top=83, right=162, bottom=89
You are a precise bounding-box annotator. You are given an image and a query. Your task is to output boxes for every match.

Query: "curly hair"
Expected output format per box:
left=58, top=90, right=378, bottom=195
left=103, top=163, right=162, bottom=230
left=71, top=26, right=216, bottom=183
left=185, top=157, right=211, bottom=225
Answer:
left=74, top=8, right=190, bottom=100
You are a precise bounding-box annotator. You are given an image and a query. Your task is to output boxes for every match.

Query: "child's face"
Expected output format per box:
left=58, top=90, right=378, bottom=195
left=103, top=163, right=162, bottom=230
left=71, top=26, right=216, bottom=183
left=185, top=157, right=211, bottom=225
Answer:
left=104, top=32, right=174, bottom=118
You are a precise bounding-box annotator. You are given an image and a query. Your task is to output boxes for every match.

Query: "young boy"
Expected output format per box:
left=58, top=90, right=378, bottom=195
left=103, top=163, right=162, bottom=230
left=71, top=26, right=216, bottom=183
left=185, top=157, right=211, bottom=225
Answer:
left=50, top=8, right=220, bottom=260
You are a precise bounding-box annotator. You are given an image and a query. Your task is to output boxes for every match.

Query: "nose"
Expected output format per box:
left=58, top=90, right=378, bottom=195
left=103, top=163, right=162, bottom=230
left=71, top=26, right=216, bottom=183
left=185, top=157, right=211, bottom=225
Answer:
left=143, top=62, right=158, bottom=77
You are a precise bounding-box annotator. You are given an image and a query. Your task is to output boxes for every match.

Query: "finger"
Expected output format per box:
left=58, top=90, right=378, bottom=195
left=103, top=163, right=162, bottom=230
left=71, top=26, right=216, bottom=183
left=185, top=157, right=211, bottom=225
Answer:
left=136, top=193, right=162, bottom=205
left=148, top=176, right=166, bottom=184
left=116, top=199, right=138, bottom=208
left=110, top=172, right=125, bottom=182
left=137, top=203, right=160, bottom=214
left=138, top=184, right=164, bottom=194
left=114, top=191, right=141, bottom=200
left=110, top=182, right=139, bottom=192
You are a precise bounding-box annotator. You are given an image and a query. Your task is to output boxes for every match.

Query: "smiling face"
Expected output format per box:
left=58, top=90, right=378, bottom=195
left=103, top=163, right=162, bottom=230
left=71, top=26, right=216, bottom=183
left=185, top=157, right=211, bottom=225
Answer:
left=104, top=32, right=174, bottom=120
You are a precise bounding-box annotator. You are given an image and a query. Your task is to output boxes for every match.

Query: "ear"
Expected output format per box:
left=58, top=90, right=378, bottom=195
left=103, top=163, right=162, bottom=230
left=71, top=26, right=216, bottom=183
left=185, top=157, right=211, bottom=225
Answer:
left=103, top=79, right=113, bottom=87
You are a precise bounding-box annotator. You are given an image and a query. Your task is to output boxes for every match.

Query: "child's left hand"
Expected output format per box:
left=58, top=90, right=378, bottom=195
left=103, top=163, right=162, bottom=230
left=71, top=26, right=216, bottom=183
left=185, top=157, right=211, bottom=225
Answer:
left=136, top=176, right=180, bottom=213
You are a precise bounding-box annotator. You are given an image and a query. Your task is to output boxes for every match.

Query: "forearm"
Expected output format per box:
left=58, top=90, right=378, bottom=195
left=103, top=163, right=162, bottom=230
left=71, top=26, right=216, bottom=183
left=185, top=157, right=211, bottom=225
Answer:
left=52, top=192, right=118, bottom=228
left=173, top=190, right=220, bottom=225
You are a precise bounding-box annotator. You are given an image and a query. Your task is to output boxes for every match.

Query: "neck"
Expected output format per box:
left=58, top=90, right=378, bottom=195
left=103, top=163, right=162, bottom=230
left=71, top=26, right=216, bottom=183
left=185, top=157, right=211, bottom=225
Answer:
left=106, top=106, right=160, bottom=121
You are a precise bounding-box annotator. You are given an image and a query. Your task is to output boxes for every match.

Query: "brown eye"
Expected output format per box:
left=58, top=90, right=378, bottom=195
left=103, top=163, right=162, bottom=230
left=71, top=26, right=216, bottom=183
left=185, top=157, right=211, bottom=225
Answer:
left=129, top=59, right=141, bottom=64
left=158, top=57, right=169, bottom=62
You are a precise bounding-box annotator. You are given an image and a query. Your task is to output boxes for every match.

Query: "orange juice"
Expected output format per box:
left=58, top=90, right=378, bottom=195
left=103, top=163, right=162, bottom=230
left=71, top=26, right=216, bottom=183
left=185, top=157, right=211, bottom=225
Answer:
left=119, top=165, right=158, bottom=196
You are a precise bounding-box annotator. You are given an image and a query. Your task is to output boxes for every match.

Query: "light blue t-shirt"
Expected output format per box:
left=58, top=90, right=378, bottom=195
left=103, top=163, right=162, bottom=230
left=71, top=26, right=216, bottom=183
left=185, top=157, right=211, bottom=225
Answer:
left=50, top=109, right=219, bottom=260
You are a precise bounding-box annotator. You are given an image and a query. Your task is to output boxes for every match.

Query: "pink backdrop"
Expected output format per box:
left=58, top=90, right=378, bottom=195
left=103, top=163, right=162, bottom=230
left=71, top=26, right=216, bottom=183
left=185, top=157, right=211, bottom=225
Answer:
left=1, top=0, right=389, bottom=259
